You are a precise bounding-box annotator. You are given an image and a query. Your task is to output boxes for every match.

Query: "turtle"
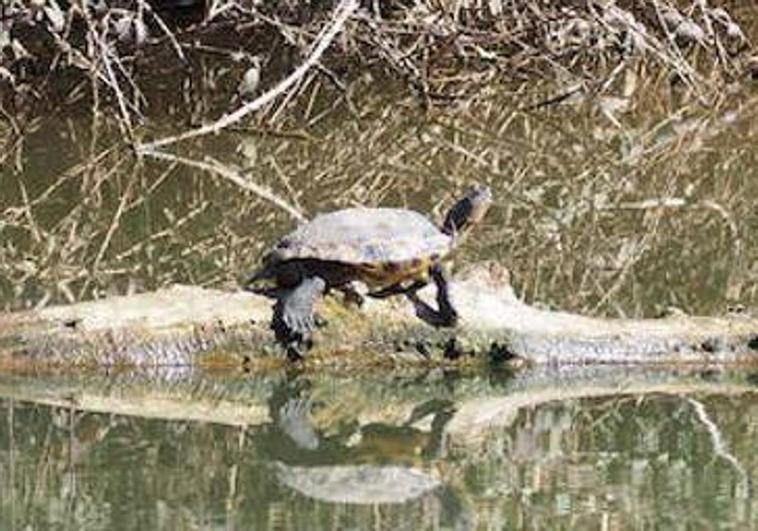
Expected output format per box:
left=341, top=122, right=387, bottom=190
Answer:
left=246, top=185, right=493, bottom=358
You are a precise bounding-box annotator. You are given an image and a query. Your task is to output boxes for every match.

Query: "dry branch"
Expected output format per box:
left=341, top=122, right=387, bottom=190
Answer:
left=136, top=0, right=359, bottom=153
left=143, top=150, right=306, bottom=222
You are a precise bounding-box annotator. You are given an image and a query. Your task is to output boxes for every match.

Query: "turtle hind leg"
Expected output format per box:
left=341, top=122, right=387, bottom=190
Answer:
left=272, top=276, right=326, bottom=359
left=405, top=264, right=458, bottom=328
left=368, top=278, right=428, bottom=299
left=430, top=263, right=458, bottom=327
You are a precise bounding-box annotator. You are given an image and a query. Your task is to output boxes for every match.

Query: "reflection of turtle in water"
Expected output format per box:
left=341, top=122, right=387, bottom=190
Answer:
left=262, top=378, right=469, bottom=523
left=273, top=462, right=444, bottom=505
left=247, top=186, right=493, bottom=357
left=268, top=395, right=463, bottom=518
left=267, top=378, right=456, bottom=465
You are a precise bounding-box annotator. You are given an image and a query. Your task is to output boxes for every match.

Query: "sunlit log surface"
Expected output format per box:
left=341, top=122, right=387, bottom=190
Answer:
left=0, top=262, right=756, bottom=369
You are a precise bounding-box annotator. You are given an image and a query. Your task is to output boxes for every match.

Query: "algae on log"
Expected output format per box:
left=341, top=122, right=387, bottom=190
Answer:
left=0, top=262, right=756, bottom=368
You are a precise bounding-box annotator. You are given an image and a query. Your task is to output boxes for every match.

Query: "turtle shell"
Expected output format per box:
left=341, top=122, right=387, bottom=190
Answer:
left=271, top=207, right=451, bottom=266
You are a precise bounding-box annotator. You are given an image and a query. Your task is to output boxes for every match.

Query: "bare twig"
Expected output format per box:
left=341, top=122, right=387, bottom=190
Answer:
left=136, top=0, right=358, bottom=153
left=140, top=0, right=187, bottom=63
left=141, top=149, right=306, bottom=223
left=687, top=397, right=751, bottom=495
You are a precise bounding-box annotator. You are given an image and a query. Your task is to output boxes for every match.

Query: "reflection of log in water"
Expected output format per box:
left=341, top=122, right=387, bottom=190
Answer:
left=445, top=365, right=758, bottom=452
left=0, top=366, right=755, bottom=452
left=441, top=372, right=758, bottom=529
left=0, top=370, right=271, bottom=427
left=0, top=262, right=756, bottom=368
left=1, top=370, right=752, bottom=530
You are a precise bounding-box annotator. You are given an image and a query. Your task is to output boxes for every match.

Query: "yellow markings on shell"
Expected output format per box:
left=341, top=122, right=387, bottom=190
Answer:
left=358, top=259, right=430, bottom=287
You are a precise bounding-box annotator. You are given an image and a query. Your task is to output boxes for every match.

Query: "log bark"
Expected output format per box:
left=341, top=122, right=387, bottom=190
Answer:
left=0, top=262, right=756, bottom=369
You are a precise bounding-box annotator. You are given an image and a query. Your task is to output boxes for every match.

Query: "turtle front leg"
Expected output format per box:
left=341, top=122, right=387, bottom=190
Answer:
left=430, top=263, right=458, bottom=327
left=272, top=276, right=326, bottom=360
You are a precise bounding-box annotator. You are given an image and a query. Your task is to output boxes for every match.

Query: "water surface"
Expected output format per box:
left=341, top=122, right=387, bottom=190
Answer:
left=2, top=76, right=757, bottom=316
left=0, top=369, right=756, bottom=529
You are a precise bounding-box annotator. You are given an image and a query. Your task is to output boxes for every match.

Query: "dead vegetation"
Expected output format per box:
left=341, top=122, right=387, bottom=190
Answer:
left=0, top=0, right=752, bottom=130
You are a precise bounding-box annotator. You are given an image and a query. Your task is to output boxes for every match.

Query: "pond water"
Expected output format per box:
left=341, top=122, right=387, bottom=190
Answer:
left=2, top=12, right=758, bottom=530
left=1, top=71, right=757, bottom=316
left=1, top=368, right=757, bottom=530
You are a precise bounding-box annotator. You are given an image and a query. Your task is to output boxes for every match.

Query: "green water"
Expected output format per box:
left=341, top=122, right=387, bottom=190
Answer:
left=0, top=369, right=756, bottom=530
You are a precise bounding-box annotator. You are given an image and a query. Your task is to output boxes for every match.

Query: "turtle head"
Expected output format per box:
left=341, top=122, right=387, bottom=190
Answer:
left=442, top=185, right=492, bottom=240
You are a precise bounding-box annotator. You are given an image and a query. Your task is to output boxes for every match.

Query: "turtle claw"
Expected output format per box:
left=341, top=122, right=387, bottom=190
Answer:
left=314, top=313, right=328, bottom=328
left=283, top=308, right=315, bottom=336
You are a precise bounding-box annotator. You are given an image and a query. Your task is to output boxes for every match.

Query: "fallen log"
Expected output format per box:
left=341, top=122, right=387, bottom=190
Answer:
left=0, top=262, right=756, bottom=369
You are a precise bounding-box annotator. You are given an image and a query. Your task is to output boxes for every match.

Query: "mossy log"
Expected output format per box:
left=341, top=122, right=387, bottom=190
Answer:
left=0, top=262, right=756, bottom=370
